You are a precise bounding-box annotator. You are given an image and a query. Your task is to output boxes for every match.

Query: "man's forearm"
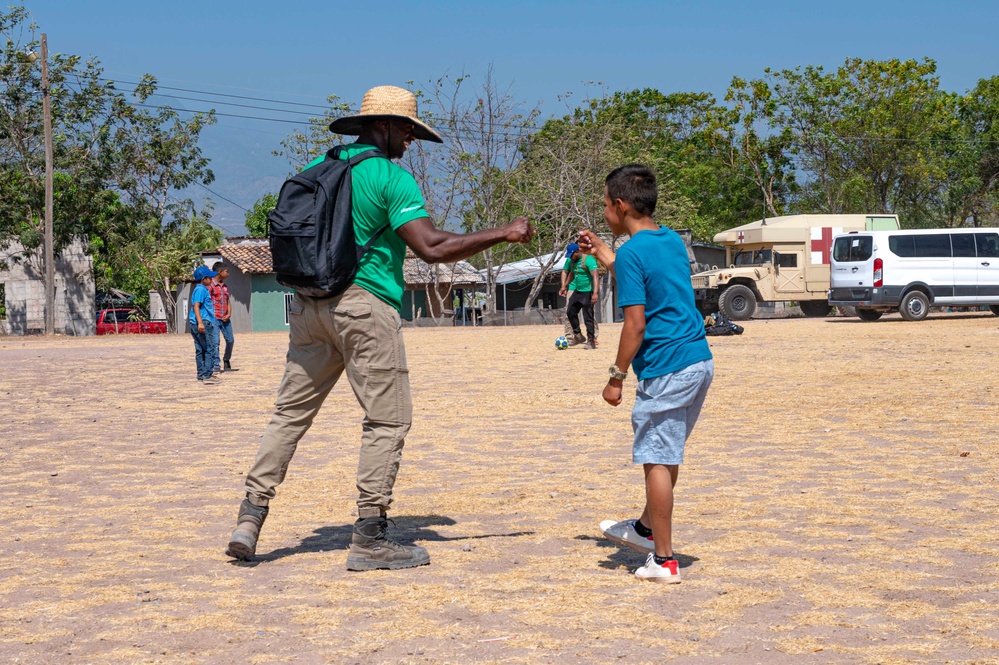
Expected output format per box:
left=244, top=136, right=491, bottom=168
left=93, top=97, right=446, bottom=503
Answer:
left=418, top=227, right=509, bottom=264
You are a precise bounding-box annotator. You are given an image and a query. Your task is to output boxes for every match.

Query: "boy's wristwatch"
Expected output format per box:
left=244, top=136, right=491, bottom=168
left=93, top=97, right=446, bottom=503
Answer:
left=608, top=365, right=628, bottom=381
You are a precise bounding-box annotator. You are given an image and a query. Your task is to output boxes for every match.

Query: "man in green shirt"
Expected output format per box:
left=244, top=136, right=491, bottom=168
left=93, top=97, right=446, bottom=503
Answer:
left=226, top=86, right=534, bottom=571
left=559, top=243, right=599, bottom=350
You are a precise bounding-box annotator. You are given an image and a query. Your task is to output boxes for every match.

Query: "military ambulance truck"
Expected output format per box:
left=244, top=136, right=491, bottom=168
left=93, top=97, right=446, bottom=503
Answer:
left=690, top=214, right=900, bottom=320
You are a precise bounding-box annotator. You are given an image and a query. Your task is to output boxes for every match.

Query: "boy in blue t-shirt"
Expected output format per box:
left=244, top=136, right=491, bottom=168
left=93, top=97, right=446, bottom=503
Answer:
left=189, top=265, right=220, bottom=385
left=580, top=164, right=714, bottom=584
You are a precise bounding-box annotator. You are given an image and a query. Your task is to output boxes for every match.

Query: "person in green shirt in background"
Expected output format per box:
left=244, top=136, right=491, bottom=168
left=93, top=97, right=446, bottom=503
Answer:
left=559, top=242, right=599, bottom=349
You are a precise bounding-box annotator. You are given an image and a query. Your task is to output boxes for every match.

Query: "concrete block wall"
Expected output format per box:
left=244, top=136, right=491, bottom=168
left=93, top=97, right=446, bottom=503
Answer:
left=0, top=238, right=95, bottom=336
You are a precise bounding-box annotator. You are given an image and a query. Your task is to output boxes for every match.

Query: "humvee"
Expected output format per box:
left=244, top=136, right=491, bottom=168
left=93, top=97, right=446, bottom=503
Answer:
left=691, top=214, right=900, bottom=320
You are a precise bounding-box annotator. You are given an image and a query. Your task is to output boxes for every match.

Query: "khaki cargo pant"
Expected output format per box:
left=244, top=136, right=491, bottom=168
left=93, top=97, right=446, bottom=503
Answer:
left=243, top=285, right=412, bottom=519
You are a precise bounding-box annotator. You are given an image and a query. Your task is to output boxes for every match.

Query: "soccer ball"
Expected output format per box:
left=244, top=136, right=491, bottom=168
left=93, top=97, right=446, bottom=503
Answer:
left=555, top=335, right=569, bottom=350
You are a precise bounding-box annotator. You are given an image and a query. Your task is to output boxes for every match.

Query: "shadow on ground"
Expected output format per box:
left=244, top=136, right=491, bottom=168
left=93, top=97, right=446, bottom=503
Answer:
left=575, top=534, right=700, bottom=570
left=230, top=514, right=534, bottom=566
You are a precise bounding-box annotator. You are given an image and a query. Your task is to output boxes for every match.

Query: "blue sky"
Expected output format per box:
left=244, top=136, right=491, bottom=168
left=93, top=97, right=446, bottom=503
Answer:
left=28, top=0, right=999, bottom=234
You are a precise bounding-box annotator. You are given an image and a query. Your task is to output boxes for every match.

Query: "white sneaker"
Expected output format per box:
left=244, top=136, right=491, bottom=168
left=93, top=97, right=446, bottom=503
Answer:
left=599, top=519, right=654, bottom=553
left=634, top=552, right=681, bottom=583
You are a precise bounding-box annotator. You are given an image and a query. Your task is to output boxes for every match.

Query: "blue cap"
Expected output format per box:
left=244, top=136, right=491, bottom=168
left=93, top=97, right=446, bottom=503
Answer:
left=193, top=265, right=218, bottom=281
left=565, top=243, right=580, bottom=258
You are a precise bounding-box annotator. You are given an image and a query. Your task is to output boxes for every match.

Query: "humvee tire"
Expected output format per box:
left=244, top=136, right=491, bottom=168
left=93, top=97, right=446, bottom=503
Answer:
left=718, top=285, right=756, bottom=321
left=899, top=291, right=930, bottom=322
left=799, top=301, right=832, bottom=318
left=857, top=308, right=883, bottom=322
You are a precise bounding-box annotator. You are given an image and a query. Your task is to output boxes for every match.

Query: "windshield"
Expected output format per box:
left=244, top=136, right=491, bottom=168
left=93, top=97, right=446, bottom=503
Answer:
left=732, top=249, right=772, bottom=266
left=833, top=236, right=873, bottom=262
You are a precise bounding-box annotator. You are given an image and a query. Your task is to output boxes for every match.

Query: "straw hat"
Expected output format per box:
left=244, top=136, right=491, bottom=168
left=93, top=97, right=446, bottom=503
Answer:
left=329, top=85, right=443, bottom=143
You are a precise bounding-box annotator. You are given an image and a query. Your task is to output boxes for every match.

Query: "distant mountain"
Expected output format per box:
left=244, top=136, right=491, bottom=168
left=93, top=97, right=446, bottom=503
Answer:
left=196, top=123, right=291, bottom=237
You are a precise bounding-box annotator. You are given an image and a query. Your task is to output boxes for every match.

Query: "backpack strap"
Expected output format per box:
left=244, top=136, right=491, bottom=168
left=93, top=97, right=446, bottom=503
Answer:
left=325, top=146, right=392, bottom=260
left=356, top=224, right=391, bottom=260
left=326, top=145, right=387, bottom=166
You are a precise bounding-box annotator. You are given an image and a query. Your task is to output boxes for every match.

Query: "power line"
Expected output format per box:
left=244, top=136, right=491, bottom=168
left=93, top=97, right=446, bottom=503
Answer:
left=99, top=72, right=334, bottom=108
left=130, top=102, right=305, bottom=125
left=85, top=79, right=999, bottom=146
left=177, top=172, right=250, bottom=213
left=128, top=92, right=323, bottom=117
left=102, top=78, right=333, bottom=111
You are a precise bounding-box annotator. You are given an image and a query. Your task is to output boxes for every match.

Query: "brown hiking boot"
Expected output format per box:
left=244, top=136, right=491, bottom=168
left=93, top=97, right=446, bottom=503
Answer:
left=225, top=498, right=268, bottom=561
left=583, top=340, right=595, bottom=350
left=567, top=333, right=585, bottom=347
left=346, top=517, right=430, bottom=571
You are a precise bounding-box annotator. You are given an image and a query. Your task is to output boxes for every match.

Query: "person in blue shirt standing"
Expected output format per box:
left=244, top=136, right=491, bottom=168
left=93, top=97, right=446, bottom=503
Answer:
left=189, top=265, right=221, bottom=386
left=579, top=164, right=714, bottom=584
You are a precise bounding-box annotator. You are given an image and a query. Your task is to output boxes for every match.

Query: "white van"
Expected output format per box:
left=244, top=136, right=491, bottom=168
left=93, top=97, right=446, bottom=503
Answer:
left=828, top=228, right=999, bottom=321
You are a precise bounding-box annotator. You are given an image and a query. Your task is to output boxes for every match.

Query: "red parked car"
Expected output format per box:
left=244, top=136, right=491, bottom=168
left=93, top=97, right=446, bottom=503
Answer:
left=96, top=308, right=168, bottom=335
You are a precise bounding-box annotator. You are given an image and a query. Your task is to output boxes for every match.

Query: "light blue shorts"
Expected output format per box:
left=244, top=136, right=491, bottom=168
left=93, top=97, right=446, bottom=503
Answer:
left=632, top=359, right=714, bottom=465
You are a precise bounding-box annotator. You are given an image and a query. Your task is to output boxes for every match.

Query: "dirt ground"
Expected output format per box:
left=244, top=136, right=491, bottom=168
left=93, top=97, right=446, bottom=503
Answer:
left=2, top=311, right=999, bottom=664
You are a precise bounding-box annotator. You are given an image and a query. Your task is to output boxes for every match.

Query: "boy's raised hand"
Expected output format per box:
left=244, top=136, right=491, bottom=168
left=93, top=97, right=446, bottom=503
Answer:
left=577, top=230, right=603, bottom=255
left=578, top=230, right=615, bottom=268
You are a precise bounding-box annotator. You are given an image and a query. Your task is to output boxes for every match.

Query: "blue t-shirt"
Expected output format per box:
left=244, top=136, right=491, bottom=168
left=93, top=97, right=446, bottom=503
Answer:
left=616, top=228, right=712, bottom=380
left=189, top=283, right=218, bottom=327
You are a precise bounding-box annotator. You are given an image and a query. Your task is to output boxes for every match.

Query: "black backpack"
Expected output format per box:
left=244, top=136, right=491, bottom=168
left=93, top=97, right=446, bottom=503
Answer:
left=268, top=146, right=389, bottom=298
left=704, top=311, right=745, bottom=336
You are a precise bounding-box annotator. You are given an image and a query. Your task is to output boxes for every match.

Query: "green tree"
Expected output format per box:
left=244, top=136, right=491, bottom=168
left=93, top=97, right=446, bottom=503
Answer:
left=244, top=192, right=277, bottom=237
left=712, top=77, right=797, bottom=220
left=939, top=76, right=999, bottom=227
left=0, top=5, right=128, bottom=261
left=768, top=58, right=953, bottom=225
left=518, top=87, right=754, bottom=245
left=108, top=75, right=220, bottom=330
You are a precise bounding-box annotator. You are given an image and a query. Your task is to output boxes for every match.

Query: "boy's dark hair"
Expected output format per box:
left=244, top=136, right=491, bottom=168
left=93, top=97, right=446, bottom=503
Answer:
left=605, top=164, right=657, bottom=216
left=212, top=261, right=225, bottom=272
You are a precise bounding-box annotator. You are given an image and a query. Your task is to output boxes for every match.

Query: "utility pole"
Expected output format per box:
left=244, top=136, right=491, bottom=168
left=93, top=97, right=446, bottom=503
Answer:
left=41, top=34, right=55, bottom=335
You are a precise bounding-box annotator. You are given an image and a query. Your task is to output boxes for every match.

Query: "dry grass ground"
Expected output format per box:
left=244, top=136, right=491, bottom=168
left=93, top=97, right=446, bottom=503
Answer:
left=2, top=311, right=999, bottom=664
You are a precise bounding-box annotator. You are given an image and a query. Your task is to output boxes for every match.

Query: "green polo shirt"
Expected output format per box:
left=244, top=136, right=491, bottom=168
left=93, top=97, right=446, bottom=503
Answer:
left=304, top=144, right=428, bottom=310
left=563, top=255, right=598, bottom=292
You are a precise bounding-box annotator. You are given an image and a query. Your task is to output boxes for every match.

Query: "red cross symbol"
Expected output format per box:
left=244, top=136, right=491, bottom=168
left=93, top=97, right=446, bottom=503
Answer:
left=737, top=231, right=745, bottom=244
left=810, top=227, right=834, bottom=264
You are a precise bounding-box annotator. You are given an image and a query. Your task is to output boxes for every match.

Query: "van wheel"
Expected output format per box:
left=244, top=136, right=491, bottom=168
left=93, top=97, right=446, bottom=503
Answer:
left=899, top=291, right=930, bottom=322
left=799, top=301, right=832, bottom=317
left=718, top=285, right=756, bottom=321
left=990, top=305, right=999, bottom=316
left=857, top=308, right=883, bottom=322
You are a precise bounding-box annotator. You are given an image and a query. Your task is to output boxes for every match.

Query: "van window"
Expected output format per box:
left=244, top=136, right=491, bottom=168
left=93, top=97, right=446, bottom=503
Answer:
left=977, top=233, right=999, bottom=258
left=889, top=235, right=914, bottom=257
left=889, top=234, right=952, bottom=258
left=913, top=234, right=951, bottom=257
left=952, top=234, right=976, bottom=257
left=832, top=236, right=872, bottom=262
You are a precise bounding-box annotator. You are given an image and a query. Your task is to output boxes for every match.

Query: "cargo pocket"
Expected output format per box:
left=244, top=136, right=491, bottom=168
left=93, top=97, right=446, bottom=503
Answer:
left=364, top=365, right=412, bottom=425
left=333, top=301, right=372, bottom=320
left=287, top=297, right=313, bottom=346
left=332, top=300, right=372, bottom=352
